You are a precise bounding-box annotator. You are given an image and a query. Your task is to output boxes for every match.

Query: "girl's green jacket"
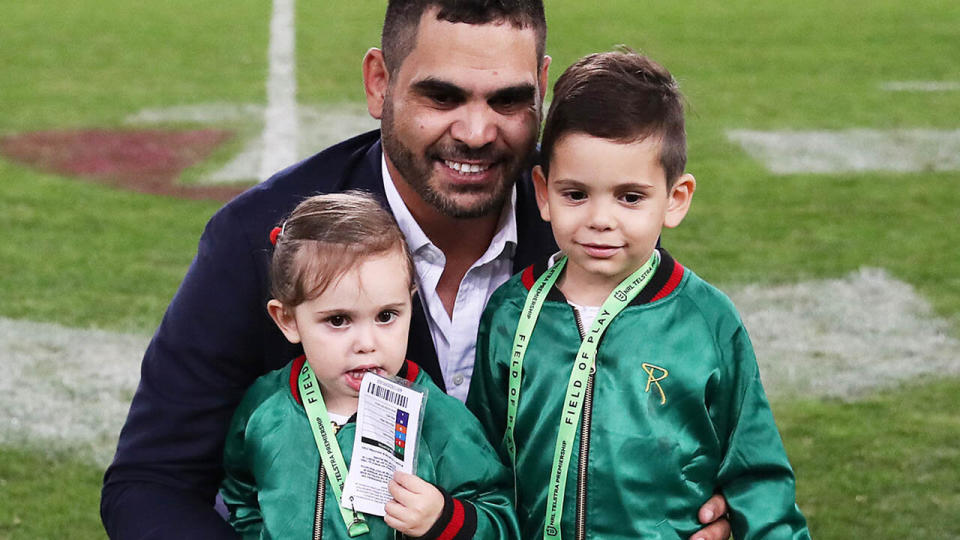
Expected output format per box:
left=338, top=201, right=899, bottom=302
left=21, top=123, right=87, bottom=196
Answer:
left=222, top=358, right=519, bottom=539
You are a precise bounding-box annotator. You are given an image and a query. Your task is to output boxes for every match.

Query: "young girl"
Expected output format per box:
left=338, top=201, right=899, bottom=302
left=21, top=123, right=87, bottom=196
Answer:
left=220, top=192, right=518, bottom=539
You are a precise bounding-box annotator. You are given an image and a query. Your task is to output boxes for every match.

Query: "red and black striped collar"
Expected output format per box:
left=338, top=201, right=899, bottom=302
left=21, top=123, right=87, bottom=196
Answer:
left=288, top=356, right=421, bottom=405
left=520, top=248, right=685, bottom=307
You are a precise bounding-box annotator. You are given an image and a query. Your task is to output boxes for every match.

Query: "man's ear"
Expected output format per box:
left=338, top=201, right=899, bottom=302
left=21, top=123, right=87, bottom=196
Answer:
left=267, top=299, right=302, bottom=344
left=532, top=165, right=551, bottom=222
left=362, top=48, right=389, bottom=120
left=664, top=173, right=696, bottom=229
left=538, top=55, right=552, bottom=104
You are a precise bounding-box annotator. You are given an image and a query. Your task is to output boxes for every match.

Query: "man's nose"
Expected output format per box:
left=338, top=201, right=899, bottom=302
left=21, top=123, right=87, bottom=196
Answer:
left=450, top=103, right=498, bottom=149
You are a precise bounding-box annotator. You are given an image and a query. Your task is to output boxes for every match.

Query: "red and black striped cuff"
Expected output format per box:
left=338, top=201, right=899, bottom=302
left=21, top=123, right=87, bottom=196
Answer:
left=409, top=487, right=477, bottom=540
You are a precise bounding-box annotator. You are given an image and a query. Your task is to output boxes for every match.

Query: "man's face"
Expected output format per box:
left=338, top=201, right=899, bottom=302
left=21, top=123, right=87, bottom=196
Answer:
left=379, top=13, right=545, bottom=218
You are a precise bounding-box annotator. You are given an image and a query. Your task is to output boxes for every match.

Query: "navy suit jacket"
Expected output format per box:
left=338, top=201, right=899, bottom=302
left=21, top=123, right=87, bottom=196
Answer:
left=101, top=130, right=556, bottom=538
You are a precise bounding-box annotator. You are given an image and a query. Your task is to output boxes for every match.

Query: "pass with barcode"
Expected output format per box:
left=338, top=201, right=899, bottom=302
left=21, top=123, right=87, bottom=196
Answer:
left=340, top=372, right=425, bottom=516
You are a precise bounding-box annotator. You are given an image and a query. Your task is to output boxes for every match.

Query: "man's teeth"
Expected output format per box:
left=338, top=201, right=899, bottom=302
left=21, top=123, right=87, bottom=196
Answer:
left=444, top=160, right=489, bottom=173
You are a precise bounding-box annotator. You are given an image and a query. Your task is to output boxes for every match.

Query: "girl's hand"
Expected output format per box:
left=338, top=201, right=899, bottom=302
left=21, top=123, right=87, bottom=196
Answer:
left=384, top=471, right=444, bottom=537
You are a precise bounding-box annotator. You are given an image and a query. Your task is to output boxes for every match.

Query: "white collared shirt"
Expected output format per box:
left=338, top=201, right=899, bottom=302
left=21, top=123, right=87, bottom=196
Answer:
left=382, top=155, right=518, bottom=402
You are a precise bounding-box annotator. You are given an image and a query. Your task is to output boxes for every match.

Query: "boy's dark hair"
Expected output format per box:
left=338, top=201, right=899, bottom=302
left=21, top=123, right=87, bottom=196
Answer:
left=270, top=191, right=414, bottom=307
left=382, top=0, right=546, bottom=74
left=540, top=50, right=687, bottom=186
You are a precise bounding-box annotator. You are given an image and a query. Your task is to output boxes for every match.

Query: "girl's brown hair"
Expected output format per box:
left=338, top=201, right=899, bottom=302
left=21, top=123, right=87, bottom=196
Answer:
left=269, top=191, right=414, bottom=307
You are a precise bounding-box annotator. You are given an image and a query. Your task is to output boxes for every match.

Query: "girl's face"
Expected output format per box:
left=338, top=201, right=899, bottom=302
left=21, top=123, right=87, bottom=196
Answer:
left=269, top=249, right=413, bottom=416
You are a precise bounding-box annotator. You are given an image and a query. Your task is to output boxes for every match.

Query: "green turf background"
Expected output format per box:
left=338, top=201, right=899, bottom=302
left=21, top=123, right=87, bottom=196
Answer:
left=1, top=1, right=958, bottom=538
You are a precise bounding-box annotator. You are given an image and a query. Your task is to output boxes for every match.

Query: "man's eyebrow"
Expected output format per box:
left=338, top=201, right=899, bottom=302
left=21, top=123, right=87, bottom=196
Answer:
left=487, top=84, right=536, bottom=103
left=410, top=78, right=467, bottom=100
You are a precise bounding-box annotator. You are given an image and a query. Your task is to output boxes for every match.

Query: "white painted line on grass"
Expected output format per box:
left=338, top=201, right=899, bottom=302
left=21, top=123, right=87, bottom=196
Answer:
left=727, top=129, right=960, bottom=174
left=4, top=269, right=959, bottom=464
left=0, top=318, right=147, bottom=467
left=125, top=103, right=379, bottom=184
left=731, top=268, right=960, bottom=400
left=259, top=0, right=299, bottom=181
left=881, top=81, right=960, bottom=92
left=125, top=103, right=267, bottom=124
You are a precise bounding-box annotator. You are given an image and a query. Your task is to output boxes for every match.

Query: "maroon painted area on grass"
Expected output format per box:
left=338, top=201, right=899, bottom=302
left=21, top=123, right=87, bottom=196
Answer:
left=0, top=129, right=249, bottom=201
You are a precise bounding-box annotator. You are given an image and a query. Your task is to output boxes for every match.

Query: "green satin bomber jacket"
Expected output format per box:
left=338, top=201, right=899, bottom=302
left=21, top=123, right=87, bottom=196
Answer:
left=467, top=250, right=810, bottom=540
left=221, top=358, right=519, bottom=540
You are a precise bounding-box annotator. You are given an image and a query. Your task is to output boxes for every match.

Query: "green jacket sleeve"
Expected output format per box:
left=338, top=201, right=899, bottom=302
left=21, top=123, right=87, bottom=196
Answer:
left=422, top=386, right=520, bottom=539
left=220, top=389, right=265, bottom=540
left=714, top=322, right=811, bottom=540
left=465, top=286, right=515, bottom=462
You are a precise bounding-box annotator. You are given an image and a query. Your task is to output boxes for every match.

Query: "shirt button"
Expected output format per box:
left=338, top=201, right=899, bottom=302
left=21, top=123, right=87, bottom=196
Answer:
left=453, top=374, right=465, bottom=386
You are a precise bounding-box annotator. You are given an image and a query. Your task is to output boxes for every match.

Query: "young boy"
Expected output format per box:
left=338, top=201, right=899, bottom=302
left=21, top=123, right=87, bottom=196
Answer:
left=467, top=52, right=810, bottom=539
left=220, top=192, right=519, bottom=539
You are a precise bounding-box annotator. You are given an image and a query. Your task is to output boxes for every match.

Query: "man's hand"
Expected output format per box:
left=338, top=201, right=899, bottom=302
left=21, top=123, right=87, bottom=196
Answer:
left=384, top=471, right=444, bottom=537
left=689, top=493, right=731, bottom=540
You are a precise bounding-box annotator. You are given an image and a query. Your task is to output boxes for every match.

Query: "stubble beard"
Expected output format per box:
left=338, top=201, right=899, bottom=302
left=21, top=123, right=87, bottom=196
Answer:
left=380, top=97, right=534, bottom=219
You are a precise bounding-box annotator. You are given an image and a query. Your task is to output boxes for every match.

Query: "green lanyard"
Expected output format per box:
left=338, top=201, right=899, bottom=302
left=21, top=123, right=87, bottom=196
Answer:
left=298, top=362, right=370, bottom=537
left=505, top=251, right=660, bottom=540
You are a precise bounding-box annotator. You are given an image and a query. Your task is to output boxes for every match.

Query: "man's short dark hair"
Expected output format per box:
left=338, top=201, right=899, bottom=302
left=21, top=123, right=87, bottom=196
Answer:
left=540, top=50, right=687, bottom=186
left=382, top=0, right=546, bottom=74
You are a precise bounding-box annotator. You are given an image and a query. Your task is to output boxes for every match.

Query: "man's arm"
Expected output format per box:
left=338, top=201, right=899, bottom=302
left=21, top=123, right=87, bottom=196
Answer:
left=426, top=396, right=521, bottom=539
left=101, top=203, right=287, bottom=539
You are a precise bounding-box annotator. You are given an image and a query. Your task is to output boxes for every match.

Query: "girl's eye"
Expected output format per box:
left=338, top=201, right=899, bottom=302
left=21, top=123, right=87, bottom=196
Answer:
left=563, top=190, right=587, bottom=201
left=327, top=315, right=349, bottom=327
left=376, top=310, right=397, bottom=324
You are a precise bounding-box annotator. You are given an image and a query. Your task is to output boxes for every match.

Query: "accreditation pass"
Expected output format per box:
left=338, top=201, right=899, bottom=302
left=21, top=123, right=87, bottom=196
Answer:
left=340, top=372, right=424, bottom=516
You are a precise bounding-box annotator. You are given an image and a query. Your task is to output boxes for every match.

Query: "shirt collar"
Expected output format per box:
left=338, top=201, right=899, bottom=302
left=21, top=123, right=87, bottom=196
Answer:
left=381, top=152, right=518, bottom=261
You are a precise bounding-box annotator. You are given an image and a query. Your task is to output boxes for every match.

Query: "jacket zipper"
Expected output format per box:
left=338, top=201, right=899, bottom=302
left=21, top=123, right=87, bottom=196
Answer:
left=313, top=422, right=342, bottom=540
left=572, top=307, right=594, bottom=540
left=313, top=465, right=326, bottom=540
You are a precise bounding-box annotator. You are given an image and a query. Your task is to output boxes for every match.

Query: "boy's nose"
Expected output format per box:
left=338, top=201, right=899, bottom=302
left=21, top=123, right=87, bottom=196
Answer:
left=587, top=205, right=615, bottom=231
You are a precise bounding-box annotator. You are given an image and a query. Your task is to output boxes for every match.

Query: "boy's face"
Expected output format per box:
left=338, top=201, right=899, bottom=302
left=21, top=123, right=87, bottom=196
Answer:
left=533, top=133, right=695, bottom=304
left=268, top=250, right=413, bottom=416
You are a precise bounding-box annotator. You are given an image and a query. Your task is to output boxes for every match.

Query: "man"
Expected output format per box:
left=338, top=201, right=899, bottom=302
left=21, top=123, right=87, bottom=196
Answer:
left=101, top=2, right=731, bottom=538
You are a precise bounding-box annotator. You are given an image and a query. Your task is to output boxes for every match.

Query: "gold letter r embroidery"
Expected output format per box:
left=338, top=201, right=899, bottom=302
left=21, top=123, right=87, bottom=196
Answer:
left=641, top=363, right=669, bottom=405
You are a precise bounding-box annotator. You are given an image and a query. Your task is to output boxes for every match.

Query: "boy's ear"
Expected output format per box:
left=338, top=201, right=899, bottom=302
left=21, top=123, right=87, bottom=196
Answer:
left=267, top=299, right=302, bottom=344
left=532, top=165, right=551, bottom=222
left=664, top=173, right=696, bottom=229
left=362, top=48, right=389, bottom=120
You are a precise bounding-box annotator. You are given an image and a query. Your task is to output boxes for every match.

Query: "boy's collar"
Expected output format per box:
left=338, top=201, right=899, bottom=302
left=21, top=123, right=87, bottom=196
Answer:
left=520, top=247, right=685, bottom=307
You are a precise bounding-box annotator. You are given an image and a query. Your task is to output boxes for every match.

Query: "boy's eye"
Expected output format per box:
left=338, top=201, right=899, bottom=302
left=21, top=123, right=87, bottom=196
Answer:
left=326, top=315, right=349, bottom=327
left=376, top=310, right=397, bottom=324
left=621, top=192, right=644, bottom=204
left=562, top=190, right=587, bottom=202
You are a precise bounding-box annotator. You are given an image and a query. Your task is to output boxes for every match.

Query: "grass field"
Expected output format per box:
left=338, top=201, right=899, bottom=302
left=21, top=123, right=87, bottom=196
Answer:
left=1, top=1, right=959, bottom=538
